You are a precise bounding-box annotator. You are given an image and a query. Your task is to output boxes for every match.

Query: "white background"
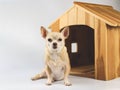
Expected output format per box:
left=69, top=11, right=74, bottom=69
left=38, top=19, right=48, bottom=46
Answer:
left=0, top=0, right=120, bottom=90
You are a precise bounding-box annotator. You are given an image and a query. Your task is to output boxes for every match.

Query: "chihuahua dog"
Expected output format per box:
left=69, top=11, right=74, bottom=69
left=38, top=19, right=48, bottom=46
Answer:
left=31, top=26, right=71, bottom=86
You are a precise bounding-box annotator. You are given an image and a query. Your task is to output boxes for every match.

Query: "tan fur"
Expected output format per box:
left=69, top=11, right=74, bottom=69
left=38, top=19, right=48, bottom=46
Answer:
left=31, top=26, right=71, bottom=86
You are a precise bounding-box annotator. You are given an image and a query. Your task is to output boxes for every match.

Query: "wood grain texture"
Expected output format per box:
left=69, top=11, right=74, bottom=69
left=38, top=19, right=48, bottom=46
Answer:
left=94, top=18, right=107, bottom=80
left=68, top=6, right=77, bottom=25
left=96, top=57, right=105, bottom=80
left=74, top=1, right=113, bottom=8
left=114, top=28, right=119, bottom=78
left=50, top=20, right=60, bottom=32
left=99, top=21, right=107, bottom=80
left=107, top=26, right=120, bottom=79
left=74, top=2, right=120, bottom=26
left=118, top=30, right=120, bottom=77
left=77, top=8, right=86, bottom=24
left=94, top=18, right=99, bottom=79
left=88, top=14, right=95, bottom=29
left=70, top=65, right=94, bottom=78
left=60, top=13, right=68, bottom=29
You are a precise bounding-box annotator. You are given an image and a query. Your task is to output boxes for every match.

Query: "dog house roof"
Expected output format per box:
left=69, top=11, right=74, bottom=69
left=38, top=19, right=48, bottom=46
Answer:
left=74, top=2, right=120, bottom=26
left=49, top=2, right=120, bottom=27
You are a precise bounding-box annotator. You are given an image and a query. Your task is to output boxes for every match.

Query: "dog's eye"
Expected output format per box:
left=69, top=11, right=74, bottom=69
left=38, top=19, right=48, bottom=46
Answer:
left=48, top=38, right=52, bottom=42
left=58, top=38, right=62, bottom=42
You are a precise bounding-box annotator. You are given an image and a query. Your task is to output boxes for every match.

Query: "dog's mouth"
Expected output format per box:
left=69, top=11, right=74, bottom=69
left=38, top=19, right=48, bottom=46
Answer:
left=53, top=46, right=57, bottom=49
left=52, top=42, right=57, bottom=49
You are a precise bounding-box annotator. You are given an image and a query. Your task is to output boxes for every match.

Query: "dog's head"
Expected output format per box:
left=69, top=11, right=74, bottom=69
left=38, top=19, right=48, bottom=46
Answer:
left=41, top=26, right=69, bottom=53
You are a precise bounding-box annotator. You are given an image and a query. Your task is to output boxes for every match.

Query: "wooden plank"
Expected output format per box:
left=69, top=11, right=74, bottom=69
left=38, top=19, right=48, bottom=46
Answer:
left=96, top=7, right=120, bottom=24
left=85, top=12, right=90, bottom=26
left=94, top=18, right=99, bottom=79
left=75, top=4, right=118, bottom=26
left=96, top=57, right=106, bottom=80
left=60, top=13, right=68, bottom=29
left=107, top=28, right=115, bottom=79
left=77, top=7, right=85, bottom=24
left=49, top=6, right=75, bottom=29
left=99, top=21, right=107, bottom=80
left=85, top=12, right=95, bottom=29
left=94, top=18, right=107, bottom=80
left=86, top=5, right=119, bottom=26
left=68, top=6, right=77, bottom=25
left=102, top=23, right=108, bottom=80
left=114, top=28, right=119, bottom=77
left=74, top=1, right=113, bottom=9
left=70, top=65, right=94, bottom=78
left=107, top=26, right=119, bottom=79
left=59, top=6, right=78, bottom=29
left=75, top=6, right=78, bottom=24
left=118, top=29, right=120, bottom=77
left=89, top=15, right=95, bottom=29
left=50, top=19, right=60, bottom=32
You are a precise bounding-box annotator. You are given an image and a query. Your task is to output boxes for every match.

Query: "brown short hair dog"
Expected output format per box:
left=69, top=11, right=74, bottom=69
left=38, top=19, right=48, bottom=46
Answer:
left=31, top=26, right=71, bottom=86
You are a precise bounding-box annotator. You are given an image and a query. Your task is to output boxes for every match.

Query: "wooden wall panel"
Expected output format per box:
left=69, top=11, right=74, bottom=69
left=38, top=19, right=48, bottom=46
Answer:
left=77, top=8, right=95, bottom=29
left=118, top=30, right=120, bottom=77
left=85, top=12, right=90, bottom=25
left=94, top=18, right=107, bottom=80
left=85, top=12, right=95, bottom=29
left=94, top=18, right=99, bottom=79
left=88, top=15, right=95, bottom=29
left=99, top=21, right=108, bottom=80
left=68, top=7, right=77, bottom=25
left=60, top=14, right=68, bottom=29
left=114, top=28, right=119, bottom=77
left=50, top=20, right=60, bottom=32
left=107, top=26, right=119, bottom=79
left=77, top=8, right=86, bottom=24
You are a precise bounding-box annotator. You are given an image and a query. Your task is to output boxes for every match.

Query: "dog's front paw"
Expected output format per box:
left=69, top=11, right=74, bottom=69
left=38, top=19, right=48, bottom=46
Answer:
left=31, top=77, right=38, bottom=81
left=64, top=81, right=72, bottom=86
left=31, top=77, right=35, bottom=81
left=46, top=82, right=52, bottom=86
left=46, top=80, right=52, bottom=86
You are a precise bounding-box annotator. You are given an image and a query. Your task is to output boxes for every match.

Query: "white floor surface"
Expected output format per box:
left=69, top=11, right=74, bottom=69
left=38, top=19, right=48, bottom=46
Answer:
left=1, top=70, right=120, bottom=90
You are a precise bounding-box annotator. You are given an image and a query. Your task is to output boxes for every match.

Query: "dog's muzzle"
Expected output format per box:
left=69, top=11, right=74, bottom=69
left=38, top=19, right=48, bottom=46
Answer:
left=53, top=42, right=57, bottom=49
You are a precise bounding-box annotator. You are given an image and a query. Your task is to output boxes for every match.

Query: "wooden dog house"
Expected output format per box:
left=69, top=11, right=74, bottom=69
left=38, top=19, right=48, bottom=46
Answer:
left=48, top=2, right=120, bottom=80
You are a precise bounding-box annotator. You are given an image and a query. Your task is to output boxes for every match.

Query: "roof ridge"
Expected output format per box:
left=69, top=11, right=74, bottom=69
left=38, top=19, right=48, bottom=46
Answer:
left=74, top=1, right=113, bottom=8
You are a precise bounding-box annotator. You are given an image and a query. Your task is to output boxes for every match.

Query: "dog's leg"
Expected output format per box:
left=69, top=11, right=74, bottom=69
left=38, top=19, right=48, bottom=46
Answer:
left=31, top=69, right=46, bottom=81
left=64, top=65, right=71, bottom=86
left=45, top=66, right=53, bottom=85
left=61, top=50, right=72, bottom=86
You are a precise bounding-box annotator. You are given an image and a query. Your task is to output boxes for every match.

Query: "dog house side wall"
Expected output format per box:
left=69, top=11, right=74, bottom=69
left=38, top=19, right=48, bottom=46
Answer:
left=94, top=19, right=108, bottom=80
left=49, top=6, right=120, bottom=80
left=107, top=26, right=120, bottom=80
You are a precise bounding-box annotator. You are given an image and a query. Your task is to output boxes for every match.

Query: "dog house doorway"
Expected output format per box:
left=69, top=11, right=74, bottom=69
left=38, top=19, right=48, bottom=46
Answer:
left=61, top=25, right=94, bottom=78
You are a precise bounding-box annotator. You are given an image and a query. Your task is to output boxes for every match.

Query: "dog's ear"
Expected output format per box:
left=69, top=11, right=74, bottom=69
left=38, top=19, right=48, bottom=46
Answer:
left=40, top=26, right=48, bottom=38
left=61, top=27, right=69, bottom=39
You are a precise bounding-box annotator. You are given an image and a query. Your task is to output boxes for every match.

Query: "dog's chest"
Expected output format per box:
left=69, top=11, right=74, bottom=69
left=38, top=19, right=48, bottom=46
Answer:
left=49, top=53, right=65, bottom=67
left=48, top=53, right=65, bottom=80
left=51, top=53, right=59, bottom=61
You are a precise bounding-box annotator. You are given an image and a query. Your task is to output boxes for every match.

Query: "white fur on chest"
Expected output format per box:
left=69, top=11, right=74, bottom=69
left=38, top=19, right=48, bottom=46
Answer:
left=51, top=53, right=59, bottom=61
left=48, top=53, right=65, bottom=80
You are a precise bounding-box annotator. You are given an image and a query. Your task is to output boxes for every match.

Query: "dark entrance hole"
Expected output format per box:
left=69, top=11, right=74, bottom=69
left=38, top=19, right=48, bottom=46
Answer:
left=60, top=25, right=95, bottom=78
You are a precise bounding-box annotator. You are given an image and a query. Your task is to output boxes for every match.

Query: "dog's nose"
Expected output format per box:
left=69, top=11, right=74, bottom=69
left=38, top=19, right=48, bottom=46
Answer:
left=53, top=42, right=57, bottom=49
left=53, top=42, right=57, bottom=46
